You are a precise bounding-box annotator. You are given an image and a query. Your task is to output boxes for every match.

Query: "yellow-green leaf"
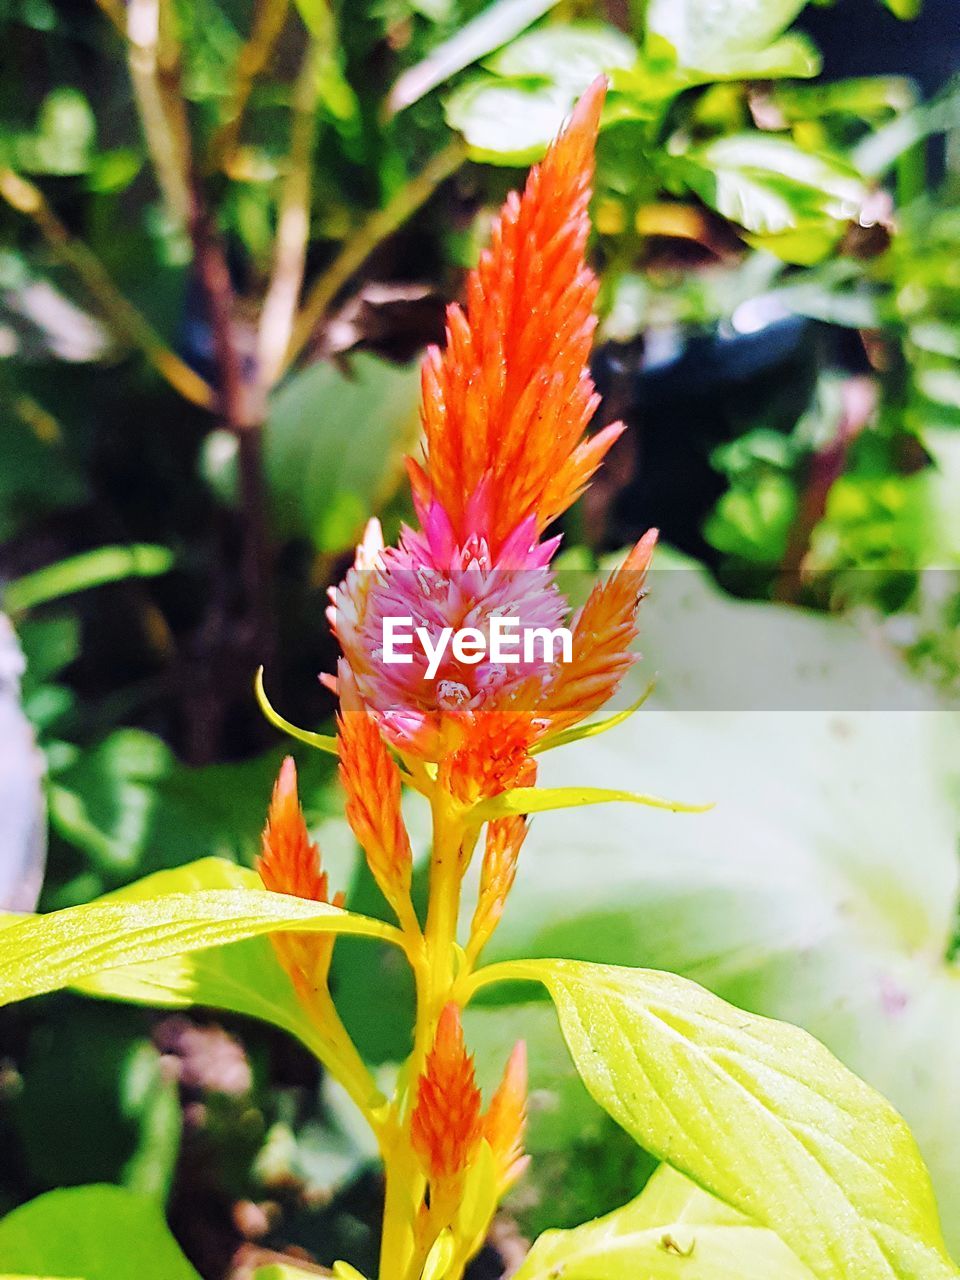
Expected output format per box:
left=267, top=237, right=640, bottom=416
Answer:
left=475, top=959, right=957, bottom=1280
left=514, top=1164, right=814, bottom=1279
left=474, top=785, right=711, bottom=821
left=0, top=871, right=403, bottom=1010
left=0, top=1184, right=200, bottom=1280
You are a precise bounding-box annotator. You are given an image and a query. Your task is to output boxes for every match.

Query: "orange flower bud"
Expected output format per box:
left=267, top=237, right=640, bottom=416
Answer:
left=437, top=710, right=538, bottom=807
left=257, top=756, right=341, bottom=997
left=482, top=1040, right=529, bottom=1192
left=542, top=528, right=658, bottom=733
left=468, top=817, right=526, bottom=960
left=411, top=1004, right=483, bottom=1182
left=259, top=756, right=330, bottom=903
left=337, top=672, right=414, bottom=928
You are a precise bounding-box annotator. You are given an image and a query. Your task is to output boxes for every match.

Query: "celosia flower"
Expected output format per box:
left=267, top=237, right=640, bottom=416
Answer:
left=411, top=1004, right=528, bottom=1194
left=328, top=76, right=656, bottom=807
left=411, top=1003, right=483, bottom=1182
left=258, top=756, right=342, bottom=994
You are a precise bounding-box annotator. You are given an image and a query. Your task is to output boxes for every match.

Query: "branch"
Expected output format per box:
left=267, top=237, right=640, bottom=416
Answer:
left=126, top=0, right=193, bottom=230
left=280, top=139, right=466, bottom=379
left=257, top=38, right=323, bottom=387
left=0, top=166, right=214, bottom=408
left=207, top=0, right=292, bottom=173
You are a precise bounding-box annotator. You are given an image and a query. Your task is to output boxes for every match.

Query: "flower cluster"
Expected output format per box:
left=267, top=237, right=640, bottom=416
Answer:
left=256, top=76, right=659, bottom=1280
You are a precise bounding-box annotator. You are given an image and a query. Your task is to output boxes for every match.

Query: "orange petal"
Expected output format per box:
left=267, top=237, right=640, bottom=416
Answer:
left=542, top=528, right=658, bottom=733
left=411, top=1004, right=483, bottom=1181
left=415, top=77, right=620, bottom=553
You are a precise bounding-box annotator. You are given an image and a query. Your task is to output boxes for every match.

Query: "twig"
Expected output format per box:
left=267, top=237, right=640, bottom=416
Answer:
left=93, top=0, right=127, bottom=38
left=127, top=0, right=194, bottom=230
left=0, top=166, right=214, bottom=408
left=257, top=39, right=323, bottom=386
left=207, top=0, right=292, bottom=173
left=281, top=139, right=466, bottom=378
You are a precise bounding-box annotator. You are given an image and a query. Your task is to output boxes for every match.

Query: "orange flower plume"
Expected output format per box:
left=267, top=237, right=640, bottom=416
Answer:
left=411, top=1003, right=483, bottom=1182
left=411, top=1004, right=528, bottom=1196
left=257, top=756, right=342, bottom=994
left=407, top=75, right=623, bottom=558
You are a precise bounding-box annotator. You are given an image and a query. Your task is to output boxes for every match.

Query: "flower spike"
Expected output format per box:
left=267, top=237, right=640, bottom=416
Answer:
left=540, top=528, right=658, bottom=734
left=411, top=1003, right=483, bottom=1183
left=467, top=816, right=526, bottom=961
left=408, top=76, right=623, bottom=558
left=482, top=1040, right=529, bottom=1193
left=336, top=664, right=417, bottom=933
left=257, top=756, right=343, bottom=996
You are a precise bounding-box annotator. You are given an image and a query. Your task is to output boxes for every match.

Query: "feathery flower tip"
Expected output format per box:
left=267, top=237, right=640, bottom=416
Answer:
left=258, top=756, right=329, bottom=903
left=411, top=1004, right=483, bottom=1181
left=411, top=76, right=620, bottom=556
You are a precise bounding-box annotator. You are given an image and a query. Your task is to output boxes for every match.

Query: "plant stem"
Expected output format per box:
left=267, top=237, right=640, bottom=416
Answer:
left=207, top=0, right=292, bottom=173
left=280, top=139, right=466, bottom=379
left=257, top=37, right=323, bottom=386
left=127, top=0, right=194, bottom=231
left=0, top=167, right=214, bottom=409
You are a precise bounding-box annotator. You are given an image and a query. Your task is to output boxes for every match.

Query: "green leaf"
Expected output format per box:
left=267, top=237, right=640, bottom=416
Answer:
left=646, top=0, right=809, bottom=73
left=265, top=355, right=422, bottom=554
left=474, top=784, right=711, bottom=821
left=0, top=1184, right=200, bottom=1280
left=477, top=958, right=956, bottom=1280
left=476, top=559, right=960, bottom=1254
left=69, top=858, right=340, bottom=1057
left=4, top=544, right=173, bottom=615
left=444, top=79, right=575, bottom=165
left=487, top=23, right=638, bottom=89
left=531, top=681, right=656, bottom=754
left=671, top=135, right=864, bottom=263
left=387, top=0, right=561, bottom=116
left=513, top=1164, right=815, bottom=1279
left=0, top=878, right=403, bottom=1009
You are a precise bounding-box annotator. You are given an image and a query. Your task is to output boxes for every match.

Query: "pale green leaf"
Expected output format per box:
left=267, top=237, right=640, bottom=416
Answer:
left=646, top=0, right=808, bottom=72
left=487, top=23, right=638, bottom=89
left=514, top=1164, right=815, bottom=1279
left=477, top=958, right=956, bottom=1280
left=387, top=0, right=561, bottom=116
left=444, top=80, right=575, bottom=165
left=531, top=681, right=655, bottom=754
left=476, top=558, right=960, bottom=1251
left=0, top=1184, right=200, bottom=1280
left=68, top=858, right=332, bottom=1056
left=0, top=878, right=403, bottom=1009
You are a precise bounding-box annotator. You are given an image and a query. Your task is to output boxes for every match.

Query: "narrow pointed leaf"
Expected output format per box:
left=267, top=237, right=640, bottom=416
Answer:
left=532, top=681, right=656, bottom=754
left=475, top=785, right=711, bottom=822
left=255, top=667, right=338, bottom=755
left=475, top=959, right=957, bottom=1280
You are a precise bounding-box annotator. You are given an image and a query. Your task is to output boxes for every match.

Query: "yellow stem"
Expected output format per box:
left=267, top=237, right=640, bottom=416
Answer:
left=207, top=0, right=292, bottom=173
